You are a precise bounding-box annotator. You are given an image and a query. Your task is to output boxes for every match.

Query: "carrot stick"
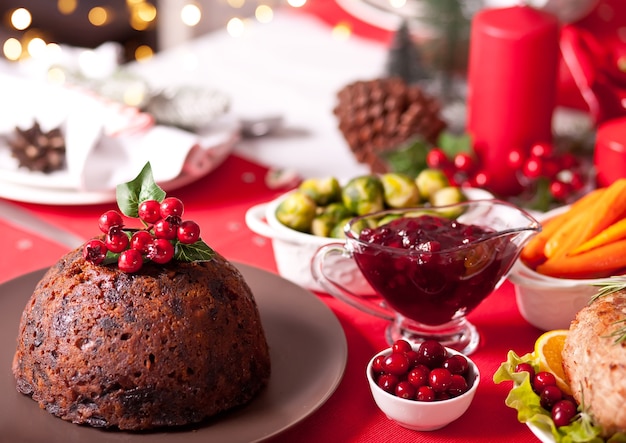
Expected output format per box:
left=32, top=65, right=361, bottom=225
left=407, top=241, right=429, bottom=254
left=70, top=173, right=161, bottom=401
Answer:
left=520, top=188, right=606, bottom=267
left=537, top=238, right=626, bottom=279
left=569, top=217, right=626, bottom=256
left=544, top=179, right=626, bottom=260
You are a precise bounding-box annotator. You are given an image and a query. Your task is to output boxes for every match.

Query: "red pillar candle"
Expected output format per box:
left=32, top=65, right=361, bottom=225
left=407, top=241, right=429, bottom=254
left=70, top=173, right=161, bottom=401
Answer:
left=467, top=5, right=560, bottom=196
left=594, top=117, right=626, bottom=187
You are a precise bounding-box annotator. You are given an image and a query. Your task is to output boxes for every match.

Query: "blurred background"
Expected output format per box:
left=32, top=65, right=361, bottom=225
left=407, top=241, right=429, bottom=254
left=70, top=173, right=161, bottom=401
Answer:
left=0, top=0, right=298, bottom=63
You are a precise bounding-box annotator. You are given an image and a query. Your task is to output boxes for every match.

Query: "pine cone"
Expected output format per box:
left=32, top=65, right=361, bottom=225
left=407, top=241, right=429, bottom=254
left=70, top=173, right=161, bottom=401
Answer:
left=9, top=121, right=66, bottom=173
left=334, top=77, right=447, bottom=173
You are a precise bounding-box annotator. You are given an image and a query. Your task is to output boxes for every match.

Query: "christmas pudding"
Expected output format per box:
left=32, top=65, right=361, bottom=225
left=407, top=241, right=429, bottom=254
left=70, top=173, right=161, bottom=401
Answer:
left=11, top=164, right=271, bottom=430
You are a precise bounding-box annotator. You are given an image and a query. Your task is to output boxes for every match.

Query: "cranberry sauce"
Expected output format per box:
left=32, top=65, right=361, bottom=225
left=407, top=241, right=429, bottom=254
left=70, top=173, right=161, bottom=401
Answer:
left=354, top=215, right=519, bottom=326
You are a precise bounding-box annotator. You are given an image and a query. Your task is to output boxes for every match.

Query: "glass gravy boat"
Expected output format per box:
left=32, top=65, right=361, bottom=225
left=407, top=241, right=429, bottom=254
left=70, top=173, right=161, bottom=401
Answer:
left=311, top=199, right=540, bottom=355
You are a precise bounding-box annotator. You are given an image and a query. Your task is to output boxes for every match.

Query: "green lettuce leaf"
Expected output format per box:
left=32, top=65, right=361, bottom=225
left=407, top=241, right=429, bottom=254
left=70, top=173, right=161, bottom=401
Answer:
left=492, top=350, right=626, bottom=443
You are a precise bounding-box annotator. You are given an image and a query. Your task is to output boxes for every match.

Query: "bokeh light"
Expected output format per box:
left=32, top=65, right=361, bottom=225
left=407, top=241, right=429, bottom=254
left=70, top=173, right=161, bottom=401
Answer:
left=88, top=6, right=111, bottom=26
left=181, top=3, right=202, bottom=27
left=226, top=17, right=246, bottom=37
left=11, top=8, right=32, bottom=31
left=3, top=38, right=22, bottom=61
left=287, top=0, right=307, bottom=7
left=57, top=0, right=78, bottom=15
left=255, top=5, right=273, bottom=23
left=332, top=22, right=352, bottom=41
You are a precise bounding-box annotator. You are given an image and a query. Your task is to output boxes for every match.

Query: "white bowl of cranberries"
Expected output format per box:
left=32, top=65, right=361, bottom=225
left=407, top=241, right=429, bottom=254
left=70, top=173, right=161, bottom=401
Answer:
left=366, top=339, right=480, bottom=431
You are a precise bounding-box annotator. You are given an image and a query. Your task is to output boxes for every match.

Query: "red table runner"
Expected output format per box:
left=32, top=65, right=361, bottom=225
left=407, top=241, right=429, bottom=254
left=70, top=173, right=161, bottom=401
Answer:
left=0, top=154, right=541, bottom=441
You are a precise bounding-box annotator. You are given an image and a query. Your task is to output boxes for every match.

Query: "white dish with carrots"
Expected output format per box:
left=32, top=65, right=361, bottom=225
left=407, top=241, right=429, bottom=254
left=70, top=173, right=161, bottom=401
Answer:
left=509, top=179, right=626, bottom=331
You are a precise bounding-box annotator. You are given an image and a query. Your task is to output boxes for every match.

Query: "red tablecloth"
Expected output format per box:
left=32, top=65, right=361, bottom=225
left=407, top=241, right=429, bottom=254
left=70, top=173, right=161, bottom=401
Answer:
left=0, top=154, right=542, bottom=442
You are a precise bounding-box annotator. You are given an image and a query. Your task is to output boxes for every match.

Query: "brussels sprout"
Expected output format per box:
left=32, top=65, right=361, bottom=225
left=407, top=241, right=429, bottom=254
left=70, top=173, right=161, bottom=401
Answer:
left=380, top=173, right=421, bottom=209
left=333, top=217, right=371, bottom=239
left=377, top=214, right=403, bottom=227
left=415, top=168, right=450, bottom=201
left=330, top=217, right=352, bottom=239
left=322, top=202, right=353, bottom=223
left=311, top=213, right=336, bottom=237
left=298, top=177, right=342, bottom=206
left=430, top=186, right=467, bottom=218
left=341, top=175, right=385, bottom=216
left=275, top=191, right=318, bottom=232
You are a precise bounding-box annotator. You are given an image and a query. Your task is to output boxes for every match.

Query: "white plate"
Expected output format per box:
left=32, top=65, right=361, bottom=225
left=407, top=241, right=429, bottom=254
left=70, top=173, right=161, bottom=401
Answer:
left=0, top=137, right=233, bottom=206
left=528, top=422, right=554, bottom=443
left=0, top=263, right=348, bottom=442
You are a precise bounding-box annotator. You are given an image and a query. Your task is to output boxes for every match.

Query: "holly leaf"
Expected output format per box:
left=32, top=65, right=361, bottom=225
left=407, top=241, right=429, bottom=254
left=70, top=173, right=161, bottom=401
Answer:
left=175, top=239, right=215, bottom=262
left=437, top=131, right=472, bottom=158
left=380, top=137, right=429, bottom=178
left=116, top=163, right=166, bottom=217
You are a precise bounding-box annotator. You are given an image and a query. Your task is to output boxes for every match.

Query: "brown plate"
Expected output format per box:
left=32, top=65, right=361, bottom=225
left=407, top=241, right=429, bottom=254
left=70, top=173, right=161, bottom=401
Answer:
left=0, top=263, right=347, bottom=442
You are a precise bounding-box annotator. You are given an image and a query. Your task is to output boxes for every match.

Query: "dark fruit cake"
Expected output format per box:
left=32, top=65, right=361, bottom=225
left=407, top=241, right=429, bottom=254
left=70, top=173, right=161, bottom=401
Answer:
left=12, top=163, right=271, bottom=430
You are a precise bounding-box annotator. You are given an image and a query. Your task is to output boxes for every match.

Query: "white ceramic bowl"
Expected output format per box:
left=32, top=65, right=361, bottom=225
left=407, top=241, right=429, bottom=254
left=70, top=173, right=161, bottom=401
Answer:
left=508, top=259, right=603, bottom=331
left=508, top=205, right=608, bottom=331
left=245, top=187, right=494, bottom=291
left=366, top=346, right=480, bottom=431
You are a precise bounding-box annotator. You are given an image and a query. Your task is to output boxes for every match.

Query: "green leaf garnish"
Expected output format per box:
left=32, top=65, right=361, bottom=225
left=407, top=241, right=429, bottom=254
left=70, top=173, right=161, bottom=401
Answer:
left=380, top=137, right=429, bottom=177
left=116, top=163, right=166, bottom=218
left=436, top=131, right=472, bottom=158
left=175, top=239, right=215, bottom=262
left=494, top=350, right=626, bottom=442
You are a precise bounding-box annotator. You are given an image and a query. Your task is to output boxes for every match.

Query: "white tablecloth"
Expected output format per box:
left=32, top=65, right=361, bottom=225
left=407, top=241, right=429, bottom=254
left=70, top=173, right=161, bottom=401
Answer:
left=127, top=9, right=387, bottom=181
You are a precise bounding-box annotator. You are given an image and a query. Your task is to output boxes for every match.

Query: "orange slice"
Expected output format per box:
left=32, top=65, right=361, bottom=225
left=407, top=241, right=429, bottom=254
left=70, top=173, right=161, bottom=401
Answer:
left=533, top=329, right=571, bottom=395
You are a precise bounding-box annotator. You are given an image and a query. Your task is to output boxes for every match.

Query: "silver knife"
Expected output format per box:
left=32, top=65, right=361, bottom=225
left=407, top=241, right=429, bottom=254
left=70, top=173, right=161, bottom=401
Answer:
left=0, top=199, right=85, bottom=250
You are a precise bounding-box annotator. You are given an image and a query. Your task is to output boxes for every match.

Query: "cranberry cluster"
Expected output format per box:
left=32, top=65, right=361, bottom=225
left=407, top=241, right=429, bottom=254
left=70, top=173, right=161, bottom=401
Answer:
left=83, top=197, right=201, bottom=273
left=426, top=142, right=587, bottom=202
left=371, top=339, right=472, bottom=402
left=514, top=363, right=578, bottom=427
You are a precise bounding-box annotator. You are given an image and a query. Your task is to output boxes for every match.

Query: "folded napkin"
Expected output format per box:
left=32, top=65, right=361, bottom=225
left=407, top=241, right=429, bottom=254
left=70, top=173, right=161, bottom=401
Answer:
left=0, top=73, right=239, bottom=192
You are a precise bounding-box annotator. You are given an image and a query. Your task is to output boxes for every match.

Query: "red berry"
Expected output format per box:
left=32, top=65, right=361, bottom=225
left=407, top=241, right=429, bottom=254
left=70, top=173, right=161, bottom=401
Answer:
left=149, top=238, right=175, bottom=264
left=549, top=180, right=571, bottom=201
left=533, top=371, right=557, bottom=393
left=98, top=210, right=124, bottom=234
left=569, top=171, right=586, bottom=191
left=105, top=227, right=129, bottom=253
left=177, top=220, right=201, bottom=244
left=83, top=239, right=107, bottom=264
left=442, top=354, right=469, bottom=376
left=415, top=340, right=447, bottom=369
left=540, top=385, right=563, bottom=410
left=522, top=158, right=543, bottom=179
left=552, top=399, right=577, bottom=427
left=428, top=367, right=453, bottom=393
left=471, top=170, right=490, bottom=188
left=453, top=152, right=475, bottom=172
left=138, top=200, right=162, bottom=224
left=426, top=148, right=450, bottom=169
left=160, top=197, right=184, bottom=219
left=118, top=249, right=143, bottom=273
left=395, top=381, right=416, bottom=400
left=416, top=385, right=435, bottom=402
left=372, top=355, right=386, bottom=374
left=392, top=339, right=412, bottom=354
left=407, top=364, right=430, bottom=388
left=448, top=374, right=469, bottom=397
left=377, top=373, right=399, bottom=394
left=507, top=148, right=525, bottom=169
left=382, top=352, right=410, bottom=376
left=130, top=230, right=154, bottom=254
left=154, top=219, right=178, bottom=240
left=515, top=362, right=535, bottom=380
left=530, top=142, right=553, bottom=158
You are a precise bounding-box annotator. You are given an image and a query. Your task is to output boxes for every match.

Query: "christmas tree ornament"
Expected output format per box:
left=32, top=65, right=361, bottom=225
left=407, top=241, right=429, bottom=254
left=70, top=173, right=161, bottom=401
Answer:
left=385, top=20, right=428, bottom=85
